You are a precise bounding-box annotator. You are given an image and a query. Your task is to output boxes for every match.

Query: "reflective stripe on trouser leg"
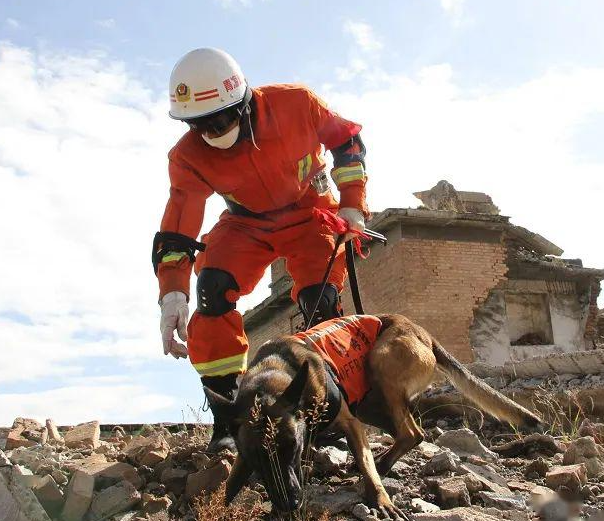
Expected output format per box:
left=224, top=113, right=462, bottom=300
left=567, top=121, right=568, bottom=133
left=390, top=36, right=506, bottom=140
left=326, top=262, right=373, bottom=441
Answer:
left=187, top=310, right=249, bottom=377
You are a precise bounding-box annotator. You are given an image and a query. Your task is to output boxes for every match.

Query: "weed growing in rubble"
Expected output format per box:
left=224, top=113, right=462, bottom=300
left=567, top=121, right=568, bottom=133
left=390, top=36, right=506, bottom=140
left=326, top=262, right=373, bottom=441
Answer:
left=531, top=384, right=587, bottom=441
left=244, top=395, right=329, bottom=521
left=193, top=483, right=265, bottom=521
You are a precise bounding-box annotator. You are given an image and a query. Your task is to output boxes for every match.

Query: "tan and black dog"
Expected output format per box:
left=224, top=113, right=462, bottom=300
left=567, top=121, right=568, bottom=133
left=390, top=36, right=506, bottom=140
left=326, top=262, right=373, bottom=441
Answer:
left=205, top=314, right=541, bottom=519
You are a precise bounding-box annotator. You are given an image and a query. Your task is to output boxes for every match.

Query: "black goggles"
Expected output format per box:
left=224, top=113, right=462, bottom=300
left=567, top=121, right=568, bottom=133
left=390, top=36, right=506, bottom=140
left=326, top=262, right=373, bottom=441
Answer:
left=185, top=104, right=245, bottom=135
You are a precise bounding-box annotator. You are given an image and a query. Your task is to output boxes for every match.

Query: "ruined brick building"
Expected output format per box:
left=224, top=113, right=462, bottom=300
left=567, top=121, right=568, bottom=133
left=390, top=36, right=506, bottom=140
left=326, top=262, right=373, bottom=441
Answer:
left=243, top=181, right=603, bottom=366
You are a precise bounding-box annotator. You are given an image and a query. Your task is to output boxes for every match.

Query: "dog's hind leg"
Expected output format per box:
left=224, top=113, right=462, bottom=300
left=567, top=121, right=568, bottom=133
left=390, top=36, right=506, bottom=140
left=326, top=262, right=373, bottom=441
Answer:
left=368, top=327, right=435, bottom=476
left=373, top=398, right=424, bottom=476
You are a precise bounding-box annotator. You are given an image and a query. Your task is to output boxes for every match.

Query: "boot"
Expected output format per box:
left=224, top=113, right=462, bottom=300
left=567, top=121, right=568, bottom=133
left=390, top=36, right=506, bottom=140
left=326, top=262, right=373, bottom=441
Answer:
left=202, top=374, right=238, bottom=454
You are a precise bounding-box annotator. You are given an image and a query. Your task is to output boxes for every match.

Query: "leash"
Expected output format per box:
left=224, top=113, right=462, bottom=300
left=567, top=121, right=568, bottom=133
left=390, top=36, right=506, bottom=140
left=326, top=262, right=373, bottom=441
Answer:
left=345, top=229, right=388, bottom=315
left=305, top=234, right=345, bottom=330
left=306, top=227, right=387, bottom=330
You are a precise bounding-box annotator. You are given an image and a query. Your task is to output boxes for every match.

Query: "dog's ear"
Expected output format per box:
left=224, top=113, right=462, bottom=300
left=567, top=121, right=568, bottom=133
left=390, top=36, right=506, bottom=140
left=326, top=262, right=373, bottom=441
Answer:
left=203, top=386, right=236, bottom=422
left=269, top=360, right=310, bottom=414
left=225, top=454, right=252, bottom=504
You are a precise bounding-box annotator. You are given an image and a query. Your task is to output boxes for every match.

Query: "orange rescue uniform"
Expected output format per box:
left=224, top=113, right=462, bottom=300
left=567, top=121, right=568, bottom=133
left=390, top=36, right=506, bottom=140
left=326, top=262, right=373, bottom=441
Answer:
left=295, top=315, right=383, bottom=405
left=157, top=84, right=367, bottom=378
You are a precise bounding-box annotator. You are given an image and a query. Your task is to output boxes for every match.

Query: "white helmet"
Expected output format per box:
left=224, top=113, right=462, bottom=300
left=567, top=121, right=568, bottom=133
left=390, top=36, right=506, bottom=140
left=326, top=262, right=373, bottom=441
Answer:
left=169, top=48, right=249, bottom=120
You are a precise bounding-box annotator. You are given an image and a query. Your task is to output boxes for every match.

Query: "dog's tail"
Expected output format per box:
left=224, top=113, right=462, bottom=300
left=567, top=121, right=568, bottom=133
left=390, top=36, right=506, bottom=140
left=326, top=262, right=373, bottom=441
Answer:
left=432, top=341, right=541, bottom=427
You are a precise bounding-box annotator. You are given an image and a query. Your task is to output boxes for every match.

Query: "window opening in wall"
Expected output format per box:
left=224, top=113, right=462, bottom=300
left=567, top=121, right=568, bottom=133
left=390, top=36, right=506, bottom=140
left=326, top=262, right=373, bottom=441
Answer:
left=505, top=293, right=554, bottom=345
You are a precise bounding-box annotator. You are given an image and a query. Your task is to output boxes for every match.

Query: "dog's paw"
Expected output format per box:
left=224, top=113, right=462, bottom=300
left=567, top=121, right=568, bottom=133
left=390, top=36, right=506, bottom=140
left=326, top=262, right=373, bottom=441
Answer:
left=375, top=494, right=409, bottom=520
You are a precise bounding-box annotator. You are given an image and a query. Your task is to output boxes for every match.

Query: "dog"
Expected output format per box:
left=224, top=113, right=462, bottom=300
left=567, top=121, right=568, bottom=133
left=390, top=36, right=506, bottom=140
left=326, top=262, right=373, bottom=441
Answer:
left=205, top=314, right=541, bottom=519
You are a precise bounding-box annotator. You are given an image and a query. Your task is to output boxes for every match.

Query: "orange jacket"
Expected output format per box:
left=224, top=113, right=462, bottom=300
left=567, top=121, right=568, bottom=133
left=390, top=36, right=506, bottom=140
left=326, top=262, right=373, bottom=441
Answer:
left=158, top=84, right=366, bottom=298
left=295, top=315, right=382, bottom=405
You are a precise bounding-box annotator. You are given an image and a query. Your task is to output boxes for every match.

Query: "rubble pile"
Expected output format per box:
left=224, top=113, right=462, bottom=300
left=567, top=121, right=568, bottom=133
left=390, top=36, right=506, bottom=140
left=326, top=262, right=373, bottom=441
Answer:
left=1, top=419, right=231, bottom=521
left=2, top=415, right=604, bottom=520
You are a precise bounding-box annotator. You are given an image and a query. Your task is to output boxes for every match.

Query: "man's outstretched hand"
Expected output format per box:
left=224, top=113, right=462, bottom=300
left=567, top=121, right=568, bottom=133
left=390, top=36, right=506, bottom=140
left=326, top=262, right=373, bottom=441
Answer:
left=160, top=291, right=189, bottom=359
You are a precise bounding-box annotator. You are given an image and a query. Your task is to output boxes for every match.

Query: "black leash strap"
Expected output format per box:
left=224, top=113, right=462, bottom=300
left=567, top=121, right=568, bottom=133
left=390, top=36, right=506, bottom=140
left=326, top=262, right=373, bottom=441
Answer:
left=305, top=234, right=345, bottom=331
left=345, top=241, right=364, bottom=314
left=345, top=228, right=387, bottom=315
left=305, top=227, right=387, bottom=329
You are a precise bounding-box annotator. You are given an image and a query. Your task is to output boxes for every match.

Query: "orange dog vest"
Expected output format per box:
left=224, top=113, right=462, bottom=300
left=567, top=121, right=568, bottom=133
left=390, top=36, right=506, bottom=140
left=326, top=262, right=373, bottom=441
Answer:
left=295, top=315, right=382, bottom=405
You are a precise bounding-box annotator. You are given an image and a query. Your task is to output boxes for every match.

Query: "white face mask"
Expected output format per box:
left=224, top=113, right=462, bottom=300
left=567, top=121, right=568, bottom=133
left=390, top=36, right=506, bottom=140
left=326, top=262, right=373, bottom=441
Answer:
left=202, top=124, right=240, bottom=149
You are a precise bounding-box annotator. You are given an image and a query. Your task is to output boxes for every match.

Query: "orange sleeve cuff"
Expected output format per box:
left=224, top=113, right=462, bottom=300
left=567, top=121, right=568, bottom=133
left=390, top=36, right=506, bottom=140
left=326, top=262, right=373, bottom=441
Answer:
left=157, top=256, right=193, bottom=301
left=339, top=183, right=369, bottom=217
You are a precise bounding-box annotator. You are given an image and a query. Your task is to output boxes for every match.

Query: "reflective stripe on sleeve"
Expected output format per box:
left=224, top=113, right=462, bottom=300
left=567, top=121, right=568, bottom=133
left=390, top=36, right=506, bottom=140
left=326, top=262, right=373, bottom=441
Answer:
left=161, top=251, right=188, bottom=263
left=330, top=164, right=365, bottom=186
left=193, top=352, right=248, bottom=377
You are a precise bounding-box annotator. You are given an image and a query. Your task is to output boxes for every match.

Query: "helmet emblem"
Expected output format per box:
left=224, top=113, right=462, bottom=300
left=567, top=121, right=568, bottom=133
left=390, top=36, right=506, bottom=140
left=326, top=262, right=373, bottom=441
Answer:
left=175, top=83, right=190, bottom=102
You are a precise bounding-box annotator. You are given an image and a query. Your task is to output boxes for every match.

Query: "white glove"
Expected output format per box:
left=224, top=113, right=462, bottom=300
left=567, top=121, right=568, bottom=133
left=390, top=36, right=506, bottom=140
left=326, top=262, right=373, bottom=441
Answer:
left=159, top=291, right=189, bottom=359
left=337, top=207, right=365, bottom=242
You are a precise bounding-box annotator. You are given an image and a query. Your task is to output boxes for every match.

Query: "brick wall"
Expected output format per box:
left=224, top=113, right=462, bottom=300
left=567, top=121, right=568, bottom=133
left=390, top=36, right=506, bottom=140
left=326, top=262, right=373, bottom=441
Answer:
left=246, top=224, right=509, bottom=363
left=584, top=280, right=602, bottom=344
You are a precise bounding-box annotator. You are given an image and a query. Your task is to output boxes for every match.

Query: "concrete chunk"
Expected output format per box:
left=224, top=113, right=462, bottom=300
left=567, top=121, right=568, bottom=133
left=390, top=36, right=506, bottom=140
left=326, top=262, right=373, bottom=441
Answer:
left=124, top=434, right=169, bottom=467
left=88, top=480, right=141, bottom=520
left=61, top=470, right=94, bottom=521
left=185, top=458, right=231, bottom=498
left=436, top=477, right=471, bottom=508
left=0, top=466, right=53, bottom=521
left=64, top=421, right=100, bottom=450
left=45, top=419, right=64, bottom=443
left=66, top=454, right=142, bottom=489
left=32, top=475, right=64, bottom=513
left=435, top=428, right=497, bottom=461
left=545, top=463, right=587, bottom=496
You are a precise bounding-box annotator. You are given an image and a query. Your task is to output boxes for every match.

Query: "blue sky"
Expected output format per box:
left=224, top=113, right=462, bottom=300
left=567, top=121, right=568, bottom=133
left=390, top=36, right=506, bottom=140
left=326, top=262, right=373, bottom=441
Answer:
left=0, top=0, right=603, bottom=425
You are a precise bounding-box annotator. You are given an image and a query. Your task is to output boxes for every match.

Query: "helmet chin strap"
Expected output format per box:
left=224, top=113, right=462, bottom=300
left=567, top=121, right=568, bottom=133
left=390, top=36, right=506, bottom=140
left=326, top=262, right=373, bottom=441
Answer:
left=245, top=104, right=260, bottom=151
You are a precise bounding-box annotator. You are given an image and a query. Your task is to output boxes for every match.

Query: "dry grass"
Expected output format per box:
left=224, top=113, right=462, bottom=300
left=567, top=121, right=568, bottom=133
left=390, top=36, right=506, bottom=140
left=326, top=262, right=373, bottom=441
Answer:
left=193, top=483, right=265, bottom=521
left=530, top=384, right=587, bottom=441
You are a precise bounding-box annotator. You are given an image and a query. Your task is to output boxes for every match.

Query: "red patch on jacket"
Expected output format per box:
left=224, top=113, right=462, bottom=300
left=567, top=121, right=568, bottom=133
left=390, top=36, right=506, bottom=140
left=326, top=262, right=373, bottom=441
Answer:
left=295, top=315, right=382, bottom=405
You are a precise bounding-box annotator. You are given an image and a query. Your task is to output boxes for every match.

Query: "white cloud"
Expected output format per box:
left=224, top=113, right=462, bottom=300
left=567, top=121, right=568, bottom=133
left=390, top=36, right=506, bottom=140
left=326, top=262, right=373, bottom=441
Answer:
left=322, top=64, right=604, bottom=300
left=0, top=43, right=269, bottom=397
left=5, top=18, right=21, bottom=29
left=95, top=18, right=116, bottom=29
left=440, top=0, right=465, bottom=15
left=336, top=21, right=385, bottom=83
left=343, top=20, right=383, bottom=53
left=214, top=0, right=252, bottom=8
left=0, top=383, right=175, bottom=425
left=440, top=0, right=471, bottom=27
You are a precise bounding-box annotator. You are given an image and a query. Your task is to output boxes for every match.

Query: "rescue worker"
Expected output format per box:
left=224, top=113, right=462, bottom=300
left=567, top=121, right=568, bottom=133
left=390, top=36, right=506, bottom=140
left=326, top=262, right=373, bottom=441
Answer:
left=154, top=48, right=368, bottom=453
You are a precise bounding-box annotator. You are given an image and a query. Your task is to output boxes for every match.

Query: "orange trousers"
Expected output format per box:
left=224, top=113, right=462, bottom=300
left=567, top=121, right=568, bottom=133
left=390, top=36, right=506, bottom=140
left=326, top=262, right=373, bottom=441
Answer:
left=187, top=199, right=346, bottom=378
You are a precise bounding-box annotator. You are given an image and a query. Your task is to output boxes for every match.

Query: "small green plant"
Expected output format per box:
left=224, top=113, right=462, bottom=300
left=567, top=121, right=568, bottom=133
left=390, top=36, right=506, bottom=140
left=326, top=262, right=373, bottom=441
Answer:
left=530, top=384, right=586, bottom=441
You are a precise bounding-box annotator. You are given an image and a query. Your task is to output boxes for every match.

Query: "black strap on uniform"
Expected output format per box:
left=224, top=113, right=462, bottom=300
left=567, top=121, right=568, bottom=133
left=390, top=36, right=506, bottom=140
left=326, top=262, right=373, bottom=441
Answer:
left=152, top=231, right=206, bottom=274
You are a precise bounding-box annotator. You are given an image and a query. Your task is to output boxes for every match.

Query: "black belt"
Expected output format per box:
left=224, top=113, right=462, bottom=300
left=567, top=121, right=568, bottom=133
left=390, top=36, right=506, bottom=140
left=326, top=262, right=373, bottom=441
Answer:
left=225, top=199, right=271, bottom=219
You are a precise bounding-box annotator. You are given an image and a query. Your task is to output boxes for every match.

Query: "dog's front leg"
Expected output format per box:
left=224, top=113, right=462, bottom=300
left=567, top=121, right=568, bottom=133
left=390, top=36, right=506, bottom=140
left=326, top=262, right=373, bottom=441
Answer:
left=337, top=414, right=408, bottom=521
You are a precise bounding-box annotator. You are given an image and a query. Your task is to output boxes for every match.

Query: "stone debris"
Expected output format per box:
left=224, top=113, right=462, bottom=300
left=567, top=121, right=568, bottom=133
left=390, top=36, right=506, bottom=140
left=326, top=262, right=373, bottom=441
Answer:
left=45, top=419, right=64, bottom=443
left=124, top=433, right=170, bottom=467
left=61, top=470, right=94, bottom=521
left=88, top=480, right=141, bottom=520
left=32, top=474, right=64, bottom=513
left=1, top=416, right=604, bottom=520
left=63, top=421, right=101, bottom=450
left=422, top=449, right=461, bottom=476
left=435, top=429, right=498, bottom=461
left=563, top=436, right=604, bottom=478
left=313, top=445, right=349, bottom=473
left=435, top=477, right=471, bottom=508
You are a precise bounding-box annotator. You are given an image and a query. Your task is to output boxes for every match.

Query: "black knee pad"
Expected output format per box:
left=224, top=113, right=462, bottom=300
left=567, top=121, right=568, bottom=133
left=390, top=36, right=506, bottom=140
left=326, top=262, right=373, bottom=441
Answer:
left=298, top=283, right=342, bottom=329
left=196, top=268, right=239, bottom=316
